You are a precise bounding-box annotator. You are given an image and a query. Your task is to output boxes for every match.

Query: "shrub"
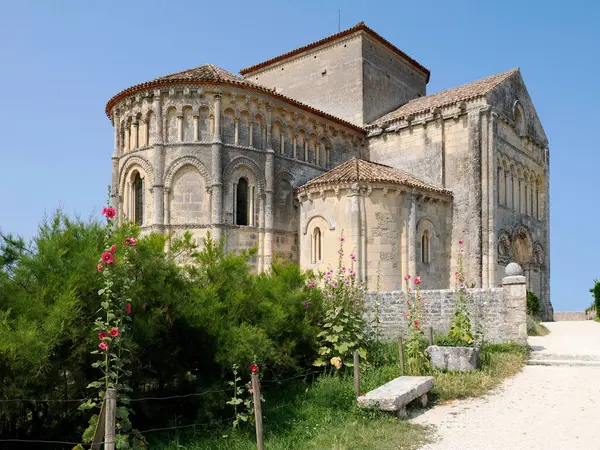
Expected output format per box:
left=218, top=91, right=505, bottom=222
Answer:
left=526, top=291, right=541, bottom=319
left=590, top=280, right=600, bottom=319
left=0, top=211, right=324, bottom=442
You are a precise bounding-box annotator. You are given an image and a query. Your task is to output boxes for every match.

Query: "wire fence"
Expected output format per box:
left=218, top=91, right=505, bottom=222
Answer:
left=0, top=368, right=327, bottom=447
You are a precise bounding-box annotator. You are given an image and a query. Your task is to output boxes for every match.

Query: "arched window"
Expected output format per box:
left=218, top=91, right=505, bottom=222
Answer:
left=514, top=103, right=526, bottom=136
left=133, top=172, right=144, bottom=225
left=236, top=178, right=249, bottom=226
left=421, top=230, right=430, bottom=264
left=313, top=227, right=322, bottom=263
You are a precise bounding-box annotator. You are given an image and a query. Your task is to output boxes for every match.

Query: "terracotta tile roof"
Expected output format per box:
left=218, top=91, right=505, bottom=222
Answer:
left=369, top=68, right=519, bottom=128
left=299, top=157, right=451, bottom=195
left=105, top=64, right=364, bottom=132
left=239, top=22, right=430, bottom=82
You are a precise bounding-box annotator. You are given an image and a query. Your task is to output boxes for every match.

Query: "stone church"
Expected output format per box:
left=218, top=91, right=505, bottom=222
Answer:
left=105, top=22, right=552, bottom=319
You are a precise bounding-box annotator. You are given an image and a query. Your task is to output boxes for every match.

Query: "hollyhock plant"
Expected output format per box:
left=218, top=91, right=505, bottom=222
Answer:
left=403, top=274, right=429, bottom=375
left=311, top=232, right=367, bottom=369
left=250, top=364, right=260, bottom=373
left=101, top=252, right=114, bottom=264
left=81, top=197, right=142, bottom=448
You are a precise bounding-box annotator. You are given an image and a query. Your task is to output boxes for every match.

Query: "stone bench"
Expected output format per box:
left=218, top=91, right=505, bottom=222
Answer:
left=357, top=376, right=434, bottom=419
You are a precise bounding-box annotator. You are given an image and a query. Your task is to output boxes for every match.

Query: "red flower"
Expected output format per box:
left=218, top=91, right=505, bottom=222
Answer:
left=98, top=331, right=108, bottom=340
left=130, top=238, right=136, bottom=247
left=97, top=263, right=103, bottom=273
left=101, top=252, right=114, bottom=264
left=499, top=284, right=503, bottom=288
left=407, top=301, right=411, bottom=306
left=110, top=244, right=117, bottom=254
left=403, top=274, right=411, bottom=281
left=109, top=327, right=119, bottom=337
left=250, top=364, right=260, bottom=373
left=103, top=207, right=116, bottom=219
left=414, top=276, right=421, bottom=285
left=125, top=303, right=131, bottom=314
left=414, top=320, right=419, bottom=328
left=458, top=240, right=464, bottom=245
left=98, top=342, right=108, bottom=351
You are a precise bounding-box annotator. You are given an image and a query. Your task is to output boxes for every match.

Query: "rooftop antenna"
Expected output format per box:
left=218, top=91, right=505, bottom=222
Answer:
left=338, top=10, right=340, bottom=32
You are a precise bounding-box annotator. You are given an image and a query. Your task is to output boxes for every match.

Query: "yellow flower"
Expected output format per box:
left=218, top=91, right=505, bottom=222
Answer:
left=330, top=356, right=343, bottom=369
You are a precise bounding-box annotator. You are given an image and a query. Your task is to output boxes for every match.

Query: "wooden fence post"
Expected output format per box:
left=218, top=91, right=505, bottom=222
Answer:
left=398, top=336, right=405, bottom=376
left=353, top=350, right=360, bottom=397
left=251, top=371, right=264, bottom=450
left=428, top=326, right=434, bottom=346
left=104, top=389, right=117, bottom=450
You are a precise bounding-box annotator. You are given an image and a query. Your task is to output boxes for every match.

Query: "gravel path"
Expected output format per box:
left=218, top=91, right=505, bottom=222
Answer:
left=413, top=322, right=600, bottom=450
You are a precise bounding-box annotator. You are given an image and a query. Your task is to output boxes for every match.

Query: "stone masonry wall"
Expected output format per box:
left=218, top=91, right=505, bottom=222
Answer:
left=364, top=269, right=528, bottom=344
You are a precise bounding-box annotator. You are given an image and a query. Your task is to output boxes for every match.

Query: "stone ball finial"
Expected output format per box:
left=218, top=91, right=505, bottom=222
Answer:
left=505, top=262, right=523, bottom=277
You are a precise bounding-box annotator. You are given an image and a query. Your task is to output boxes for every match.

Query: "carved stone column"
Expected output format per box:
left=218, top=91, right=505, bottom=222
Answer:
left=407, top=193, right=417, bottom=277
left=263, top=106, right=275, bottom=271
left=131, top=120, right=139, bottom=149
left=234, top=118, right=239, bottom=146
left=348, top=184, right=362, bottom=281
left=151, top=92, right=165, bottom=232
left=293, top=134, right=297, bottom=159
left=211, top=92, right=223, bottom=242
left=177, top=114, right=184, bottom=142
left=193, top=114, right=199, bottom=141
left=111, top=111, right=121, bottom=220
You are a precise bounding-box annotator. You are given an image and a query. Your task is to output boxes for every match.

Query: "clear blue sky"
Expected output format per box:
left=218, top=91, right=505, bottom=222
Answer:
left=0, top=1, right=597, bottom=311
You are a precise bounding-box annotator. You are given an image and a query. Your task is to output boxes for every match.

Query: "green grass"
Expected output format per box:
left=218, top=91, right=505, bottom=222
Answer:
left=432, top=343, right=528, bottom=401
left=151, top=342, right=527, bottom=449
left=527, top=314, right=551, bottom=336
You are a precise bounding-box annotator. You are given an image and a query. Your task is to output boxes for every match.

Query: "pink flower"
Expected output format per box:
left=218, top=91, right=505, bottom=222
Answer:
left=403, top=311, right=407, bottom=317
left=334, top=307, right=341, bottom=315
left=455, top=272, right=459, bottom=277
left=125, top=303, right=132, bottom=314
left=339, top=236, right=345, bottom=242
left=407, top=300, right=411, bottom=306
left=110, top=244, right=117, bottom=254
left=332, top=281, right=339, bottom=288
left=407, top=287, right=412, bottom=293
left=459, top=249, right=465, bottom=254
left=101, top=252, right=114, bottom=264
left=348, top=270, right=356, bottom=278
left=303, top=301, right=310, bottom=310
left=98, top=342, right=108, bottom=351
left=250, top=364, right=260, bottom=373
left=327, top=292, right=333, bottom=298
left=414, top=276, right=421, bottom=285
left=97, top=263, right=103, bottom=273
left=102, top=207, right=116, bottom=219
left=129, top=238, right=136, bottom=247
left=358, top=284, right=364, bottom=291
left=307, top=281, right=316, bottom=289
left=458, top=240, right=464, bottom=245
left=109, top=327, right=119, bottom=337
left=414, top=320, right=419, bottom=328
left=403, top=274, right=411, bottom=282
left=98, top=331, right=108, bottom=341
left=350, top=253, right=357, bottom=261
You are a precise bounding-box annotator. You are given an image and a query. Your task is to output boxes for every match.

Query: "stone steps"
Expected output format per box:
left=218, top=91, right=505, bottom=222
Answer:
left=527, top=359, right=600, bottom=367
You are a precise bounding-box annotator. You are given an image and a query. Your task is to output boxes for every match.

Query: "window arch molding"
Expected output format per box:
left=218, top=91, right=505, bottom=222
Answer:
left=416, top=218, right=437, bottom=265
left=512, top=100, right=526, bottom=137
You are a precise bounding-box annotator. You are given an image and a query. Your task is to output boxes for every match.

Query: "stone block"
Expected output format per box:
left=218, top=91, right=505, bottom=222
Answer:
left=357, top=376, right=434, bottom=415
left=427, top=345, right=480, bottom=372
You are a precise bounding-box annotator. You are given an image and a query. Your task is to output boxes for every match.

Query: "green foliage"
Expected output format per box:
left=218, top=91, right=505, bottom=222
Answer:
left=590, top=279, right=600, bottom=319
left=447, top=242, right=474, bottom=346
left=0, top=211, right=324, bottom=442
left=310, top=234, right=367, bottom=371
left=527, top=314, right=550, bottom=336
left=402, top=276, right=430, bottom=376
left=526, top=290, right=541, bottom=319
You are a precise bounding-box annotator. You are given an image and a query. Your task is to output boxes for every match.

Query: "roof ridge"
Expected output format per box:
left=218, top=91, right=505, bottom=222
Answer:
left=369, top=68, right=519, bottom=128
left=239, top=22, right=429, bottom=81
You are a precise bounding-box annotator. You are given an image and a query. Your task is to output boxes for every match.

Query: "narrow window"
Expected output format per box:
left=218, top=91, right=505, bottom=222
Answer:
left=236, top=178, right=249, bottom=226
left=134, top=172, right=144, bottom=225
left=313, top=227, right=322, bottom=262
left=421, top=230, right=430, bottom=264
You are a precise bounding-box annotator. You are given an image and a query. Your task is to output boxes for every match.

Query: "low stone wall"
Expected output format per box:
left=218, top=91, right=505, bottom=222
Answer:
left=553, top=312, right=590, bottom=321
left=364, top=267, right=528, bottom=345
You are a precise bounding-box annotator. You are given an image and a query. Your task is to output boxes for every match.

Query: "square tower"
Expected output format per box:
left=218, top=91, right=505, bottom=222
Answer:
left=240, top=23, right=430, bottom=127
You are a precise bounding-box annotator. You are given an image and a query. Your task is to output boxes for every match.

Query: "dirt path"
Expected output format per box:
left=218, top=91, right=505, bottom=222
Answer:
left=413, top=322, right=600, bottom=450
